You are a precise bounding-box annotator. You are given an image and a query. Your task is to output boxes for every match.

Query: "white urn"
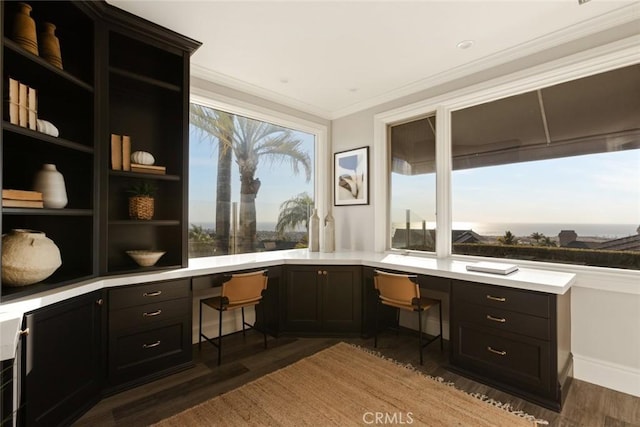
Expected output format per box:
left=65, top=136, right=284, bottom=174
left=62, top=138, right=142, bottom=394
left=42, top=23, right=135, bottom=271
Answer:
left=1, top=229, right=62, bottom=286
left=33, top=163, right=68, bottom=208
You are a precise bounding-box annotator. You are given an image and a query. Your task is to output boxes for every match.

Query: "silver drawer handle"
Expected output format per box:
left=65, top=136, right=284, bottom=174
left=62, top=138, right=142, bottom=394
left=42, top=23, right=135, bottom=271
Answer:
left=486, top=314, right=506, bottom=323
left=487, top=346, right=507, bottom=356
left=486, top=295, right=506, bottom=302
left=143, top=309, right=162, bottom=317
left=143, top=340, right=161, bottom=349
left=143, top=290, right=162, bottom=297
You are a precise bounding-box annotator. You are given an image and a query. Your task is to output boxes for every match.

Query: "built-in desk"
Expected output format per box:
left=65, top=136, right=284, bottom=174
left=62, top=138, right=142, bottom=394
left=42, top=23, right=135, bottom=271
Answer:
left=0, top=250, right=575, bottom=419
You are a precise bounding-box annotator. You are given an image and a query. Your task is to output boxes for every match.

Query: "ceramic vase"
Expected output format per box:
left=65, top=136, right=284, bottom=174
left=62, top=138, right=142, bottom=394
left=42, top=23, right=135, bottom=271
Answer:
left=1, top=229, right=62, bottom=286
left=309, top=208, right=320, bottom=252
left=39, top=22, right=63, bottom=69
left=323, top=211, right=335, bottom=253
left=33, top=163, right=68, bottom=208
left=11, top=2, right=38, bottom=55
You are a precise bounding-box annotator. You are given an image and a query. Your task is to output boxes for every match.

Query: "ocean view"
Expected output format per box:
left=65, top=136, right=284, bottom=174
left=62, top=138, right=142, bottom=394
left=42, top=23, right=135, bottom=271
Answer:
left=192, top=222, right=638, bottom=239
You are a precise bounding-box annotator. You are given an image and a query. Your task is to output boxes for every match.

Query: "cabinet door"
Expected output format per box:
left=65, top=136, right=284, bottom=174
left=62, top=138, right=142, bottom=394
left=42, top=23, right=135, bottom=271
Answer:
left=283, top=267, right=321, bottom=332
left=21, top=290, right=104, bottom=427
left=322, top=266, right=362, bottom=333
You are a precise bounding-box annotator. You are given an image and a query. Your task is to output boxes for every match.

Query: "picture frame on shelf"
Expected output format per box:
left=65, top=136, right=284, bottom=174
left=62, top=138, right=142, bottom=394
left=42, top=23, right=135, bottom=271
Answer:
left=334, top=146, right=369, bottom=206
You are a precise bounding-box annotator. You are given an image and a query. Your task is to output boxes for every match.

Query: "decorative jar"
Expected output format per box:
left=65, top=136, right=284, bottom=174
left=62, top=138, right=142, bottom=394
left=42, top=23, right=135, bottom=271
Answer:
left=39, top=22, right=63, bottom=69
left=11, top=2, right=38, bottom=55
left=33, top=163, right=68, bottom=208
left=309, top=208, right=319, bottom=252
left=1, top=229, right=62, bottom=286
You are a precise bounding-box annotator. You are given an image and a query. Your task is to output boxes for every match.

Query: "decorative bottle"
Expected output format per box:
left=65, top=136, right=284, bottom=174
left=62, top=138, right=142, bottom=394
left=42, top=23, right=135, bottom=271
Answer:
left=39, top=22, right=63, bottom=69
left=309, top=208, right=320, bottom=252
left=323, top=211, right=335, bottom=253
left=11, top=2, right=39, bottom=55
left=33, top=163, right=68, bottom=208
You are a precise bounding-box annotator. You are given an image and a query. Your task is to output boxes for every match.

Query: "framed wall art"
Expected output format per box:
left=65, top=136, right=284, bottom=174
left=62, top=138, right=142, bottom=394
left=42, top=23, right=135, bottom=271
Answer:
left=334, top=146, right=369, bottom=206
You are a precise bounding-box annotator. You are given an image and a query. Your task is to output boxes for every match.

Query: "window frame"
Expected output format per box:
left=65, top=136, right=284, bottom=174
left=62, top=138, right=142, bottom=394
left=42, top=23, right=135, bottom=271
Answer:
left=189, top=87, right=330, bottom=252
left=374, top=37, right=640, bottom=274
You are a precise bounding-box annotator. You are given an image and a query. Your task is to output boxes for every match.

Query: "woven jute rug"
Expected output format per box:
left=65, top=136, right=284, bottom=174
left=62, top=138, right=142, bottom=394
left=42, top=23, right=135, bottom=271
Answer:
left=154, top=342, right=546, bottom=426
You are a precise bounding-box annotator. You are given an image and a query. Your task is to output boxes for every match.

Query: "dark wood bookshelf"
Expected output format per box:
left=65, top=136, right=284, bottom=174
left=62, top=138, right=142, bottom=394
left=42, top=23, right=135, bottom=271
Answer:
left=108, top=219, right=180, bottom=226
left=2, top=208, right=93, bottom=216
left=3, top=122, right=94, bottom=153
left=109, top=66, right=181, bottom=92
left=109, top=170, right=180, bottom=181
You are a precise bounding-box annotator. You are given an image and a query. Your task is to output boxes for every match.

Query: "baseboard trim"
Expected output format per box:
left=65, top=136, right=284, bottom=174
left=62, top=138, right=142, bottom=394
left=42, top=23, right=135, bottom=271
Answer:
left=573, top=353, right=640, bottom=397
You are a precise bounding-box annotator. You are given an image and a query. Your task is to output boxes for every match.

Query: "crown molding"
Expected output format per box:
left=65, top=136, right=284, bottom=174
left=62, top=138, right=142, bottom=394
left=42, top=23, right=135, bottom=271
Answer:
left=191, top=3, right=640, bottom=121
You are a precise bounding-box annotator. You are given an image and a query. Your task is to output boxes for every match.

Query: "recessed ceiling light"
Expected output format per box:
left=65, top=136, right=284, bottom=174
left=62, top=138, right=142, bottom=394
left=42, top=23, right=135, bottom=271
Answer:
left=456, top=40, right=474, bottom=50
left=280, top=78, right=289, bottom=84
left=349, top=88, right=358, bottom=93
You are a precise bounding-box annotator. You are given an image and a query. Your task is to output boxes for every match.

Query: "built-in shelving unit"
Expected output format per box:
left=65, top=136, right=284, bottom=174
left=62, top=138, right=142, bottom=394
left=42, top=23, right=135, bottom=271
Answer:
left=1, top=1, right=97, bottom=301
left=1, top=1, right=200, bottom=301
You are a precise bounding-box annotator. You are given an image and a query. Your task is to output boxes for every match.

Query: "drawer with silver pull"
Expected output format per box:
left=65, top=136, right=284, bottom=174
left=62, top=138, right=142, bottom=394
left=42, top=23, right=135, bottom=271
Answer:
left=112, top=322, right=185, bottom=369
left=456, top=300, right=550, bottom=340
left=109, top=297, right=190, bottom=332
left=456, top=324, right=552, bottom=392
left=453, top=280, right=550, bottom=318
left=109, top=278, right=190, bottom=310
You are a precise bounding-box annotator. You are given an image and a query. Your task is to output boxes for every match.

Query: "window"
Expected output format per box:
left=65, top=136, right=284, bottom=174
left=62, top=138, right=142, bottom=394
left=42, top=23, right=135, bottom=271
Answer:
left=451, top=64, right=640, bottom=269
left=389, top=115, right=437, bottom=252
left=188, top=103, right=315, bottom=258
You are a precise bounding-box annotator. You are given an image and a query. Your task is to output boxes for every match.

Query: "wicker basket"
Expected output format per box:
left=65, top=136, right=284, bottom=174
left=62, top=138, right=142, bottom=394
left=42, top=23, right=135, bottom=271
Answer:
left=129, top=196, right=154, bottom=220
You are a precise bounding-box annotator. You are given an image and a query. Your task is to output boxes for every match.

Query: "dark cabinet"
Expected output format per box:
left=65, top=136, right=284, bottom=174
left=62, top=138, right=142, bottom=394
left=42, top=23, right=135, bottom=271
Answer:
left=21, top=290, right=105, bottom=427
left=1, top=1, right=98, bottom=301
left=1, top=1, right=200, bottom=302
left=107, top=278, right=192, bottom=390
left=283, top=265, right=361, bottom=334
left=450, top=280, right=572, bottom=411
left=101, top=20, right=199, bottom=276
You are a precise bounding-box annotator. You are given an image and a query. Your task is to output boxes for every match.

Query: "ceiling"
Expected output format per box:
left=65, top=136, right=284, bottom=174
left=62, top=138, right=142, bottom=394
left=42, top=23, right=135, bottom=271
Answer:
left=107, top=1, right=639, bottom=120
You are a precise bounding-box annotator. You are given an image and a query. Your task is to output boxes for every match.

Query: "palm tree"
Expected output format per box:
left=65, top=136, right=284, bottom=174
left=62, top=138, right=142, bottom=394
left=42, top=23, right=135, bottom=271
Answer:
left=276, top=192, right=314, bottom=238
left=190, top=105, right=234, bottom=255
left=530, top=232, right=543, bottom=245
left=232, top=116, right=311, bottom=252
left=498, top=230, right=516, bottom=245
left=541, top=236, right=557, bottom=247
left=188, top=224, right=214, bottom=242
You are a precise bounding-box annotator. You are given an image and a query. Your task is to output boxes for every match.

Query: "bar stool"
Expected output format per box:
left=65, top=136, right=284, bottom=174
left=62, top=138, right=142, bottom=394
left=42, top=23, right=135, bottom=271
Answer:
left=199, top=269, right=268, bottom=365
left=373, top=269, right=443, bottom=365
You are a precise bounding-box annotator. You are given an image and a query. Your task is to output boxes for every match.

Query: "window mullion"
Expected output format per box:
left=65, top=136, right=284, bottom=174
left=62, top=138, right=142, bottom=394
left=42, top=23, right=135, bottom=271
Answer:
left=435, top=105, right=452, bottom=258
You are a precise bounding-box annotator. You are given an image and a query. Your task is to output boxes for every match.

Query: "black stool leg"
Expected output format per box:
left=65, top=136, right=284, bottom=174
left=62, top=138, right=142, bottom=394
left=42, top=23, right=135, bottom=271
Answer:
left=439, top=302, right=443, bottom=351
left=198, top=300, right=203, bottom=351
left=241, top=307, right=246, bottom=336
left=261, top=304, right=267, bottom=349
left=418, top=309, right=423, bottom=365
left=374, top=299, right=379, bottom=348
left=217, top=308, right=223, bottom=366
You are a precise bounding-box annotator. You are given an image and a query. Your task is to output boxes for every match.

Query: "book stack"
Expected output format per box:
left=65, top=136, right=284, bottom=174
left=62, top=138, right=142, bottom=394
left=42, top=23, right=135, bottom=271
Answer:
left=2, top=189, right=44, bottom=208
left=8, top=77, right=37, bottom=130
left=110, top=134, right=131, bottom=171
left=130, top=163, right=166, bottom=175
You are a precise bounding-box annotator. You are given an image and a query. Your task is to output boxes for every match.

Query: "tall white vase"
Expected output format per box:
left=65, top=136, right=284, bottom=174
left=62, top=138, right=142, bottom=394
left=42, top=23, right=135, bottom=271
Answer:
left=33, top=163, right=68, bottom=208
left=323, top=211, right=335, bottom=253
left=309, top=208, right=320, bottom=252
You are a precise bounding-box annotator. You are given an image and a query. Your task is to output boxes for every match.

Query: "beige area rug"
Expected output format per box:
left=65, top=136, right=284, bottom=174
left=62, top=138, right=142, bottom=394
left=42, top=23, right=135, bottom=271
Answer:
left=154, top=342, right=545, bottom=426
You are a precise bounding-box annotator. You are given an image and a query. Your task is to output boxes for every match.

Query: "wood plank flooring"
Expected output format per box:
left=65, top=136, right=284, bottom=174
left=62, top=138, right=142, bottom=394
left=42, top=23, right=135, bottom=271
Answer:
left=74, top=331, right=640, bottom=427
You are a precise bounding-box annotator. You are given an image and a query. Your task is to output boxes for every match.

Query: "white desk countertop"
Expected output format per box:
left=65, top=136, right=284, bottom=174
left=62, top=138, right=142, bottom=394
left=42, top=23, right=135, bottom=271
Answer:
left=0, top=249, right=575, bottom=360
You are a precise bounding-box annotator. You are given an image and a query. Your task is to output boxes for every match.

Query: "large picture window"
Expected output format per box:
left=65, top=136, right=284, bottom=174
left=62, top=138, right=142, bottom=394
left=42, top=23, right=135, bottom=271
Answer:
left=389, top=115, right=437, bottom=252
left=188, top=103, right=315, bottom=258
left=451, top=64, right=640, bottom=269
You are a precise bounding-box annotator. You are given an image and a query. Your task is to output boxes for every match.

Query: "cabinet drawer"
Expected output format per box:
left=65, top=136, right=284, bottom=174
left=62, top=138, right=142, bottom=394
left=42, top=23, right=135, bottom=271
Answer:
left=453, top=280, right=550, bottom=318
left=109, top=297, right=190, bottom=332
left=109, top=278, right=190, bottom=310
left=455, top=325, right=551, bottom=392
left=456, top=300, right=550, bottom=340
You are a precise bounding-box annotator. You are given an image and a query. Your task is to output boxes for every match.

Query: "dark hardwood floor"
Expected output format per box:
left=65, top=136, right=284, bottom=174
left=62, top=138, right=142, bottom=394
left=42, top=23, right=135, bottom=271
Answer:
left=74, top=331, right=640, bottom=427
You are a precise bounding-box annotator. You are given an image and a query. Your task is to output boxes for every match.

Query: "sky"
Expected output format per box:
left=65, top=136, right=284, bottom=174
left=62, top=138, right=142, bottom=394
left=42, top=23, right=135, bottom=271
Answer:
left=391, top=149, right=640, bottom=228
